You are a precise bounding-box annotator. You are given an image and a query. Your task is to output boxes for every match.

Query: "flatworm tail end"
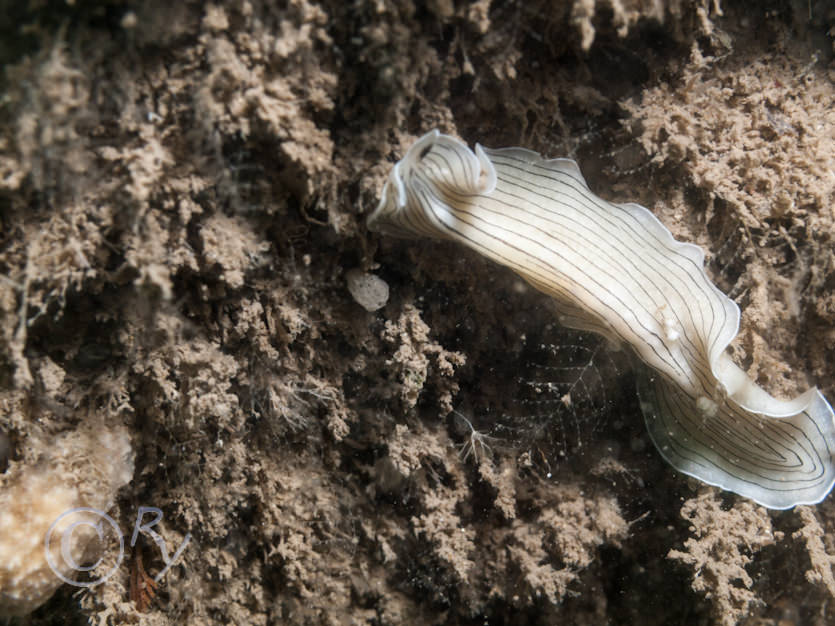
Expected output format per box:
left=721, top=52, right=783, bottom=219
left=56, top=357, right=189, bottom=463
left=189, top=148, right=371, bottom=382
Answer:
left=637, top=369, right=835, bottom=508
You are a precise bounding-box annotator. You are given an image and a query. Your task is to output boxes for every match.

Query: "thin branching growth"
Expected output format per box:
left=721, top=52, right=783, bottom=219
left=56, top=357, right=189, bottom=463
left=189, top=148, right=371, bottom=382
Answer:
left=452, top=410, right=497, bottom=465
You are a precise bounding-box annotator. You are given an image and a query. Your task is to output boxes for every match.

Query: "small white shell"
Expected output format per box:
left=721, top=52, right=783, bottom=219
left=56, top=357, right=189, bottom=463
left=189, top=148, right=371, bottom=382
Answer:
left=346, top=269, right=389, bottom=312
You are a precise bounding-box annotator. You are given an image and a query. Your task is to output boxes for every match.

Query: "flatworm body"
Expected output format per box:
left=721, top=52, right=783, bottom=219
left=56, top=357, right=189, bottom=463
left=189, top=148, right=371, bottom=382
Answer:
left=368, top=129, right=835, bottom=509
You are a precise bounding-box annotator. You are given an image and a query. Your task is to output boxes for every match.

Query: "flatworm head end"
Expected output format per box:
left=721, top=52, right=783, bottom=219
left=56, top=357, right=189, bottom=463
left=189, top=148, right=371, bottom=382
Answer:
left=366, top=130, right=496, bottom=238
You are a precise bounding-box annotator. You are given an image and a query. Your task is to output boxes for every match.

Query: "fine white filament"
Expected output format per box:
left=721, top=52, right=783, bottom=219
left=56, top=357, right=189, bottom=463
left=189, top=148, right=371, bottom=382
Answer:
left=367, top=129, right=835, bottom=510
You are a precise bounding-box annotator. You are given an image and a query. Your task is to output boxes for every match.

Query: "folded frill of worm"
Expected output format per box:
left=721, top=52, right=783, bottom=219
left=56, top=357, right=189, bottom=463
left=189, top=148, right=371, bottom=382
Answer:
left=367, top=129, right=835, bottom=509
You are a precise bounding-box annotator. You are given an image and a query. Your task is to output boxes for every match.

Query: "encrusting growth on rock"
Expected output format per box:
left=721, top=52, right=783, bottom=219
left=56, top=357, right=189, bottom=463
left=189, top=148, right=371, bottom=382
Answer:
left=0, top=423, right=134, bottom=616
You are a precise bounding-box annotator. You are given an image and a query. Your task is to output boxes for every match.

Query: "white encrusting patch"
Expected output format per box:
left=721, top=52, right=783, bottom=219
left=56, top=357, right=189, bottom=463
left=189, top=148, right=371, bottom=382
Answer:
left=657, top=305, right=680, bottom=342
left=367, top=129, right=835, bottom=510
left=696, top=396, right=719, bottom=418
